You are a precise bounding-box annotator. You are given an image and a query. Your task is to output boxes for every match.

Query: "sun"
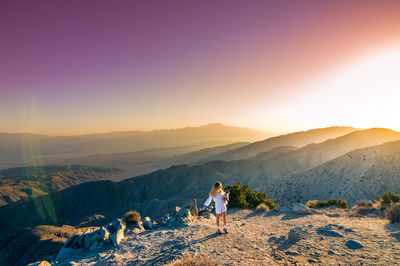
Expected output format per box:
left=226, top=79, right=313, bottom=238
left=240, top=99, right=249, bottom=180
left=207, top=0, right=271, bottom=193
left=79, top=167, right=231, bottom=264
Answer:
left=284, top=47, right=400, bottom=131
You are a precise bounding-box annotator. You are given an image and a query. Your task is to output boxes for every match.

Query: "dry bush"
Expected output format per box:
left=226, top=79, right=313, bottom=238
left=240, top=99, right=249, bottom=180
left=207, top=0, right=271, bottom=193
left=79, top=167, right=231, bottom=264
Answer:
left=386, top=203, right=400, bottom=223
left=355, top=200, right=373, bottom=208
left=168, top=253, right=219, bottom=266
left=125, top=210, right=141, bottom=224
left=255, top=203, right=269, bottom=212
left=352, top=200, right=373, bottom=213
left=306, top=198, right=349, bottom=209
left=306, top=200, right=319, bottom=208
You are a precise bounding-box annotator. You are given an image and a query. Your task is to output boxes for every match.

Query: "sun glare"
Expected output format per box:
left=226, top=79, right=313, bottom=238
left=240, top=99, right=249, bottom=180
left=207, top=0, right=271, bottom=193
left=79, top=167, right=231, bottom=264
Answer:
left=283, top=48, right=400, bottom=131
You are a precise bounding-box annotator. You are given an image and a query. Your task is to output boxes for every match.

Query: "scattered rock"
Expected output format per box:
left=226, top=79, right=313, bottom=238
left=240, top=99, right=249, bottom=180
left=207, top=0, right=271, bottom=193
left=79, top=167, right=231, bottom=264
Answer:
left=346, top=240, right=363, bottom=249
left=357, top=208, right=380, bottom=216
left=204, top=212, right=215, bottom=220
left=78, top=214, right=107, bottom=228
left=310, top=252, right=320, bottom=257
left=190, top=198, right=198, bottom=217
left=160, top=214, right=170, bottom=225
left=344, top=228, right=354, bottom=233
left=349, top=213, right=363, bottom=218
left=288, top=228, right=305, bottom=242
left=285, top=251, right=299, bottom=256
left=326, top=213, right=340, bottom=217
left=56, top=247, right=82, bottom=261
left=143, top=217, right=153, bottom=230
left=276, top=206, right=292, bottom=212
left=367, top=213, right=377, bottom=217
left=328, top=250, right=336, bottom=255
left=291, top=203, right=312, bottom=215
left=317, top=228, right=343, bottom=237
left=173, top=206, right=181, bottom=218
left=27, top=261, right=51, bottom=266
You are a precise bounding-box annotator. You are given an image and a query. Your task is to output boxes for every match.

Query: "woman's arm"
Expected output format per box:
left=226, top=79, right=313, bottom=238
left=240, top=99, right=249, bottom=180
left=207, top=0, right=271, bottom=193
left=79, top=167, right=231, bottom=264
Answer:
left=204, top=195, right=212, bottom=207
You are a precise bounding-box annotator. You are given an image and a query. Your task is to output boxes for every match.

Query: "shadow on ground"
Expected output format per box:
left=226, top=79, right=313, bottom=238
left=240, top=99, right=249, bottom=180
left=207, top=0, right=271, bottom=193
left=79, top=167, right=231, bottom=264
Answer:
left=146, top=232, right=223, bottom=265
left=384, top=222, right=400, bottom=242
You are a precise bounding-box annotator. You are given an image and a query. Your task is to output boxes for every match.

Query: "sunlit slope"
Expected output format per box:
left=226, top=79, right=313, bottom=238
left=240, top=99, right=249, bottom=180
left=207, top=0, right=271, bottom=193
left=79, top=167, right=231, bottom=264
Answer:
left=272, top=139, right=400, bottom=205
left=200, top=126, right=356, bottom=162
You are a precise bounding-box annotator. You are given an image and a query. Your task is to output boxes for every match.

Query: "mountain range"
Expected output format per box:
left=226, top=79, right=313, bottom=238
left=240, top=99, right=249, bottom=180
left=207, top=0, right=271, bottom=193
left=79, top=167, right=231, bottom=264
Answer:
left=0, top=123, right=270, bottom=173
left=2, top=126, right=400, bottom=239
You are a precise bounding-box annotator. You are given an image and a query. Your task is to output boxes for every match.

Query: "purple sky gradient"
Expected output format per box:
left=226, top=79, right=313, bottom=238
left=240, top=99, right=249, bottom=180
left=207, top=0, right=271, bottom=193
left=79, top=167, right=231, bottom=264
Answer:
left=1, top=0, right=400, bottom=134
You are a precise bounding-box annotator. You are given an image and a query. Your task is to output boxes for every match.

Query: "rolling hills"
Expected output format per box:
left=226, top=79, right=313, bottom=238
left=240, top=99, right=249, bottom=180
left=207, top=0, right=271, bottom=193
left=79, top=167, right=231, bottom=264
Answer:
left=0, top=123, right=270, bottom=170
left=1, top=127, right=400, bottom=239
left=0, top=165, right=120, bottom=206
left=272, top=139, right=400, bottom=205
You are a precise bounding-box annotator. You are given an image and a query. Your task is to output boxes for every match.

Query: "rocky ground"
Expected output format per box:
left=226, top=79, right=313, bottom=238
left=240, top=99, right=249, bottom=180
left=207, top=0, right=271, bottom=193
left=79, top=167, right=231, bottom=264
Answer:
left=51, top=207, right=400, bottom=265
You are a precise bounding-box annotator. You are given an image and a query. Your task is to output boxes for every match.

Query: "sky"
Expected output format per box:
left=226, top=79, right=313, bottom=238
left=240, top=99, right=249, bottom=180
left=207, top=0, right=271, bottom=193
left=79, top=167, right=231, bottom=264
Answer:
left=1, top=0, right=400, bottom=135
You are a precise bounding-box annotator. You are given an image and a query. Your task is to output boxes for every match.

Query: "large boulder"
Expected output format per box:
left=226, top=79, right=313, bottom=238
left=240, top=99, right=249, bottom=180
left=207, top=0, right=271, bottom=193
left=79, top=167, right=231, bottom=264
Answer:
left=291, top=203, right=312, bottom=214
left=106, top=218, right=126, bottom=246
left=61, top=226, right=110, bottom=251
left=56, top=218, right=126, bottom=261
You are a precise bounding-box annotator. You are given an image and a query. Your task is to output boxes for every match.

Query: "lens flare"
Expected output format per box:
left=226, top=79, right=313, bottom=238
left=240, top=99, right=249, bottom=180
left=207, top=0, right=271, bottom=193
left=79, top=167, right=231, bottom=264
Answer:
left=20, top=98, right=57, bottom=223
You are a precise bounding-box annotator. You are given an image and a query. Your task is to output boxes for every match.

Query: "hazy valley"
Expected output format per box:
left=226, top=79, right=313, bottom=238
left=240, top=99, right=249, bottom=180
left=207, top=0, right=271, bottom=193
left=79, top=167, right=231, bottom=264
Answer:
left=2, top=124, right=400, bottom=265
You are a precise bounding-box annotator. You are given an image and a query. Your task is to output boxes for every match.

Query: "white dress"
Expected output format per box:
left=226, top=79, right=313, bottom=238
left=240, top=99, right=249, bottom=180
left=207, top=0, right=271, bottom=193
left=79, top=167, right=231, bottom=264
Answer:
left=204, top=193, right=227, bottom=214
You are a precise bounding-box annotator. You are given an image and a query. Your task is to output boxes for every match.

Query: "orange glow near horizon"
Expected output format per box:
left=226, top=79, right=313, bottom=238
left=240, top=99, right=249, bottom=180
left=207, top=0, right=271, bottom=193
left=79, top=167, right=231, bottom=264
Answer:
left=1, top=1, right=400, bottom=135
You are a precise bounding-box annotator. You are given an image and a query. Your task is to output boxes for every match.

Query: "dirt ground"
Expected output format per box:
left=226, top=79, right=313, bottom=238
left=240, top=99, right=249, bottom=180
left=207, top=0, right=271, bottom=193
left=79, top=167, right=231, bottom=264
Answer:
left=55, top=207, right=400, bottom=265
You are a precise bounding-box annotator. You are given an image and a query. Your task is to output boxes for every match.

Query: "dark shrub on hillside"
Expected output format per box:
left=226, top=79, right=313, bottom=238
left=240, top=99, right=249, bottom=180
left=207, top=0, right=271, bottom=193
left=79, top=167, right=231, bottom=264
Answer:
left=125, top=210, right=141, bottom=224
left=306, top=198, right=349, bottom=209
left=386, top=203, right=400, bottom=223
left=381, top=190, right=400, bottom=206
left=224, top=183, right=278, bottom=209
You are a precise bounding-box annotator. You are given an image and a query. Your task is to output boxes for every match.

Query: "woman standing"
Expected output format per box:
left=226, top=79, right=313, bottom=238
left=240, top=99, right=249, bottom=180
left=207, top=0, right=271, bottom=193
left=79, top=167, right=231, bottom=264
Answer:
left=203, top=181, right=229, bottom=233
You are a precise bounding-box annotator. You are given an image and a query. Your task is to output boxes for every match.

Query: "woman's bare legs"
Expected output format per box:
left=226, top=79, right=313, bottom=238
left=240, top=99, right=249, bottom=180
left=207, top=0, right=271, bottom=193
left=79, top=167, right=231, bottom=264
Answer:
left=222, top=212, right=227, bottom=226
left=216, top=213, right=220, bottom=229
left=222, top=212, right=228, bottom=233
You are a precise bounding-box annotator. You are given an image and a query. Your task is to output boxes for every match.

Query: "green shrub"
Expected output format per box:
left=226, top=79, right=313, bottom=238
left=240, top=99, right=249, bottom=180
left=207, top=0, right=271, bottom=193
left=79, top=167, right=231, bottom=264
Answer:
left=125, top=210, right=141, bottom=224
left=386, top=203, right=400, bottom=223
left=381, top=190, right=400, bottom=206
left=224, top=183, right=278, bottom=209
left=306, top=198, right=349, bottom=209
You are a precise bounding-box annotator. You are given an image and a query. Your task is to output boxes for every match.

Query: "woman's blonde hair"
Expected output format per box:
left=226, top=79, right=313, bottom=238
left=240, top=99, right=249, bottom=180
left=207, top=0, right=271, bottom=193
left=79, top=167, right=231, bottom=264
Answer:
left=210, top=181, right=223, bottom=198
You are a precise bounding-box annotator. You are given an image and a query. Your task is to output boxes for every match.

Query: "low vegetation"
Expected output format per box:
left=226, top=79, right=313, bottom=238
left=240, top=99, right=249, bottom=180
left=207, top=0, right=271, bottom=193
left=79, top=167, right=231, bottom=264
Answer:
left=381, top=190, right=400, bottom=206
left=306, top=198, right=349, bottom=209
left=385, top=203, right=400, bottom=223
left=125, top=210, right=141, bottom=224
left=255, top=203, right=269, bottom=212
left=224, top=183, right=278, bottom=209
